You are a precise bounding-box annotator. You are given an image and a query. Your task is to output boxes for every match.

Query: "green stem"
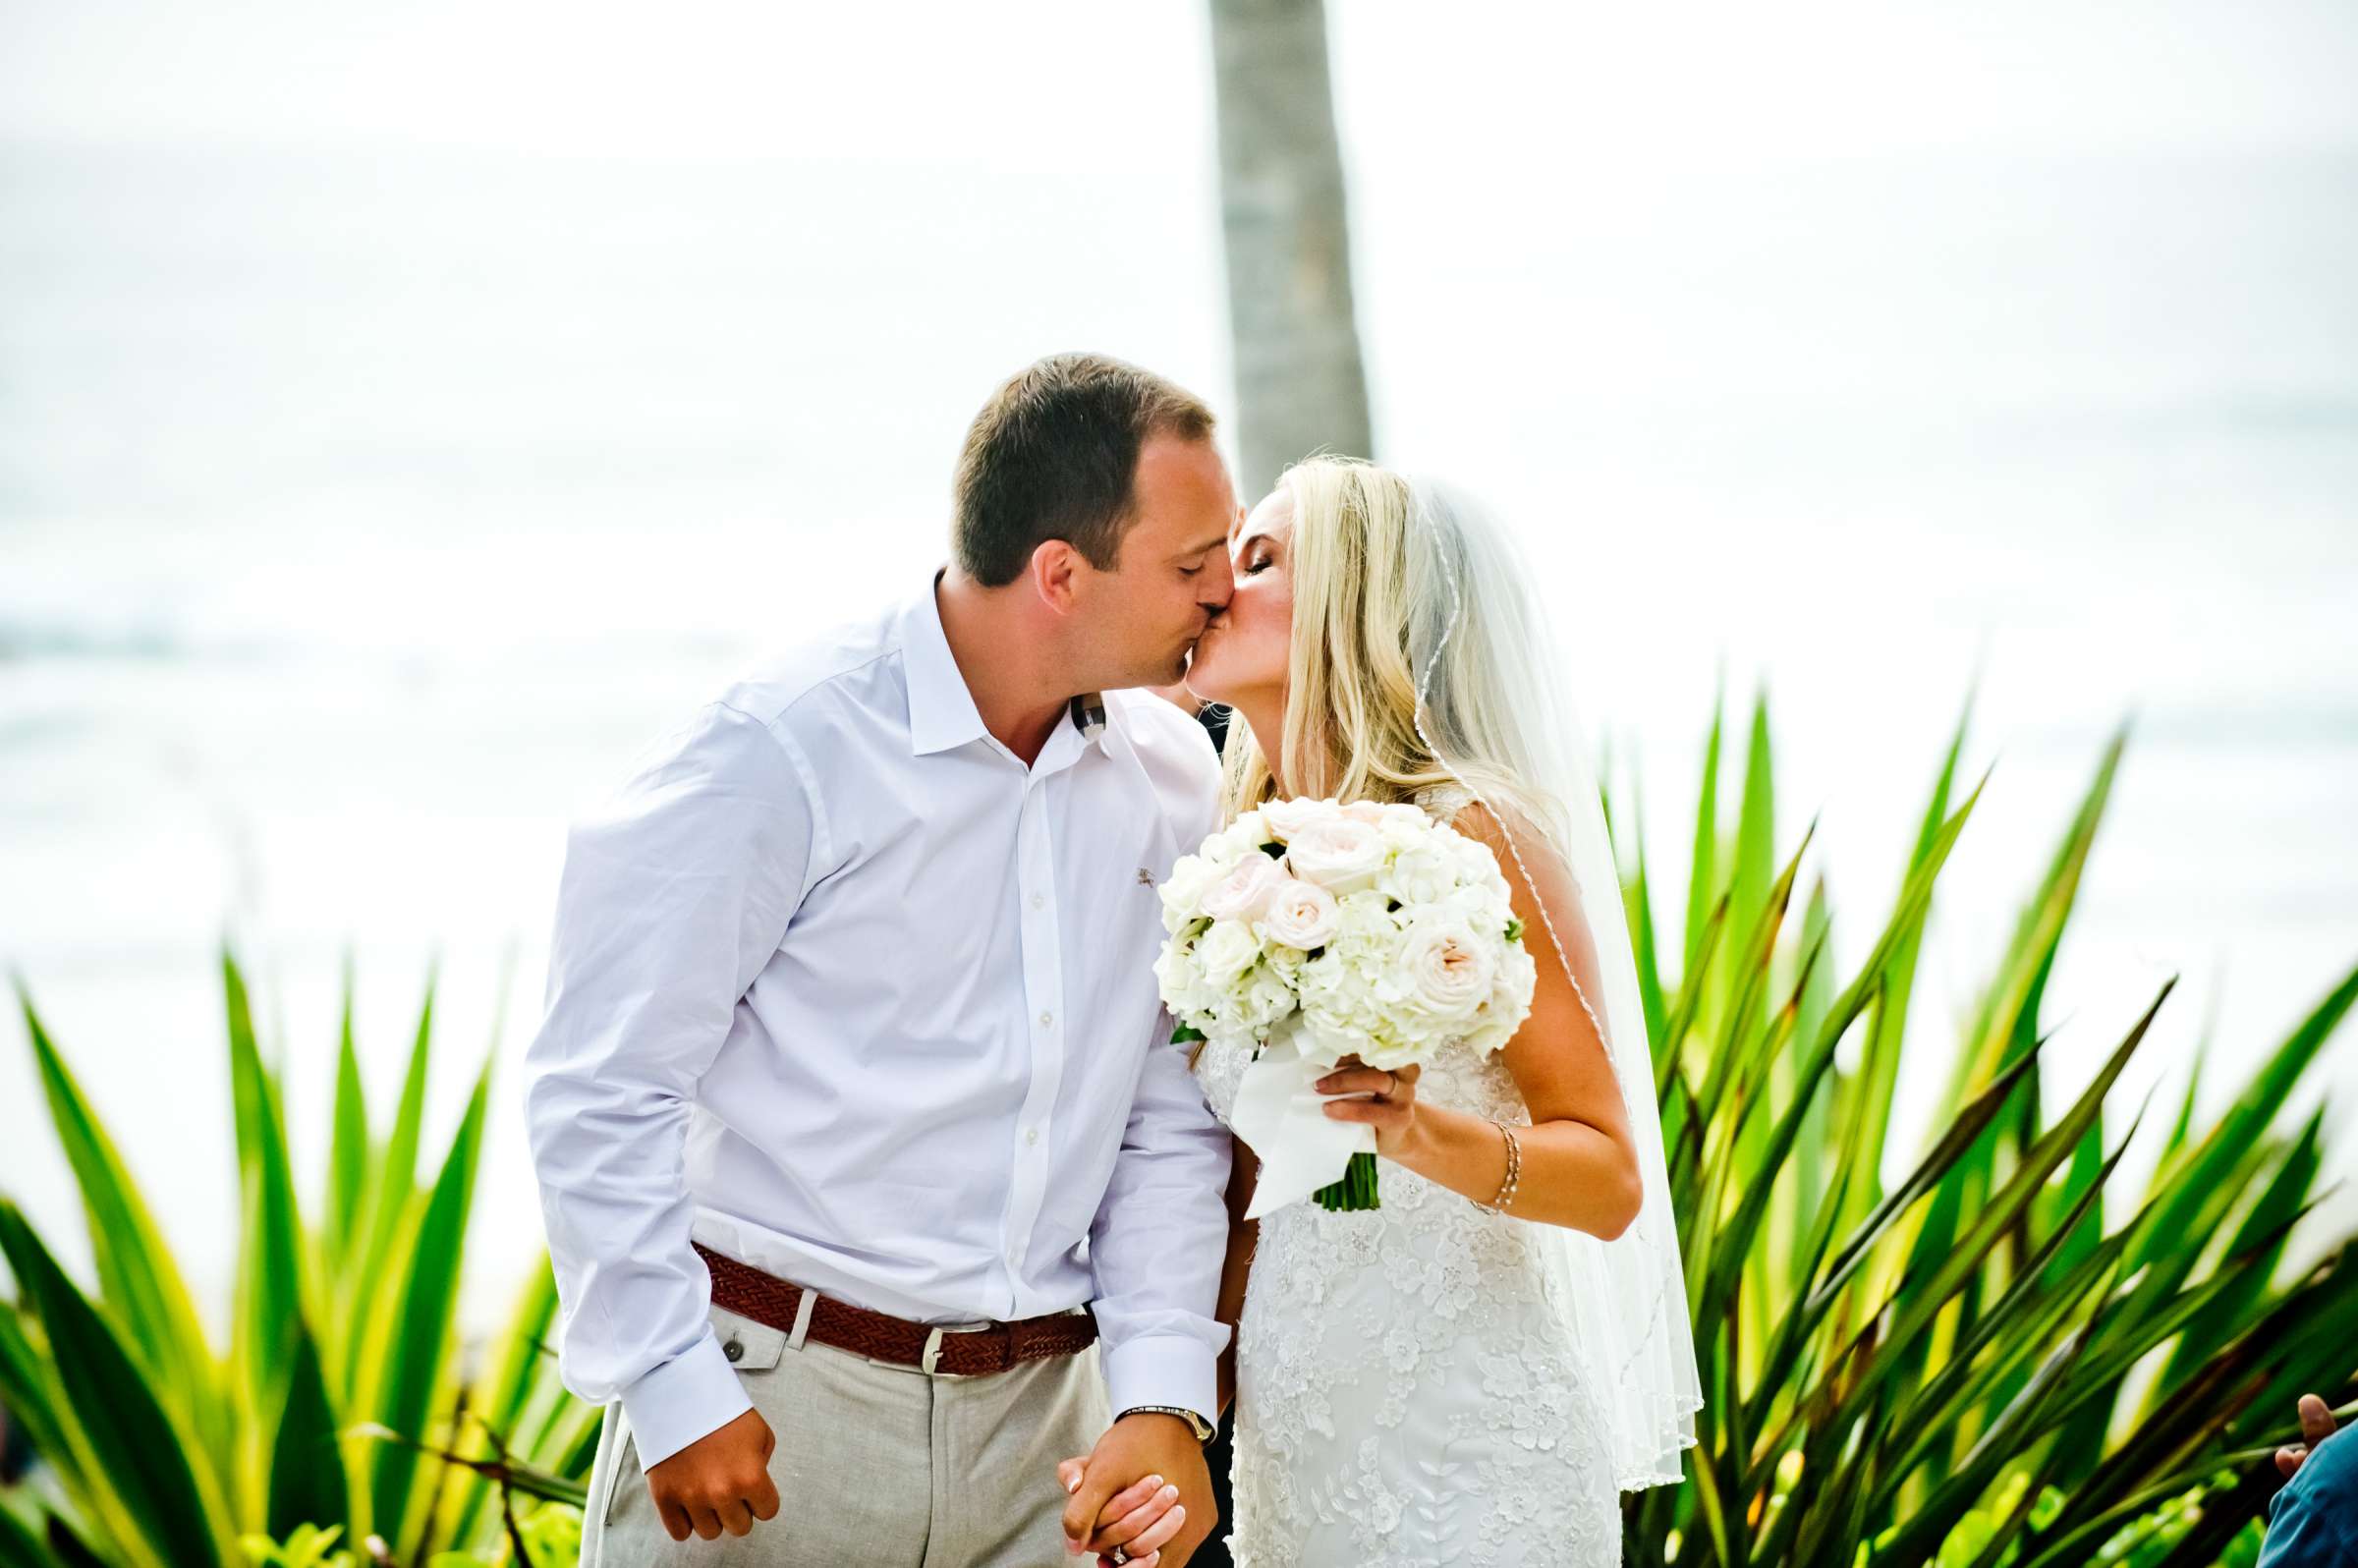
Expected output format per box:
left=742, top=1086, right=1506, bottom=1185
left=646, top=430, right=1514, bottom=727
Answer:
left=1313, top=1153, right=1382, bottom=1211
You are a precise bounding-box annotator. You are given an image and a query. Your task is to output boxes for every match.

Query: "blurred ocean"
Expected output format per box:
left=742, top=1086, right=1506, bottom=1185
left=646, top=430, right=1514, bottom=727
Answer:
left=3, top=127, right=2355, bottom=1329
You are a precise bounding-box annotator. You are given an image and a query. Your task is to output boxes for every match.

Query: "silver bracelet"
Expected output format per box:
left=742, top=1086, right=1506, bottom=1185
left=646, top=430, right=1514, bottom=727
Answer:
left=1482, top=1120, right=1522, bottom=1213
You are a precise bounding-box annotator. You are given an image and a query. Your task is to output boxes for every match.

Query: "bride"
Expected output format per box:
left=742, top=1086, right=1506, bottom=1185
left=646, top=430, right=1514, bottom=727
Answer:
left=1078, top=457, right=1701, bottom=1566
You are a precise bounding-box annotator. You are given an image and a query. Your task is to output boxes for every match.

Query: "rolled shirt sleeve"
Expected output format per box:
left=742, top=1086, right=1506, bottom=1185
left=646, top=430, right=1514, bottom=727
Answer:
left=1088, top=1012, right=1234, bottom=1428
left=2260, top=1426, right=2358, bottom=1566
left=523, top=700, right=816, bottom=1468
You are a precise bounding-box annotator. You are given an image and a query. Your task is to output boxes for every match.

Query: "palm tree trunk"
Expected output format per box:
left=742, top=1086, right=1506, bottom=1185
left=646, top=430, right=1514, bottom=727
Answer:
left=1208, top=0, right=1375, bottom=497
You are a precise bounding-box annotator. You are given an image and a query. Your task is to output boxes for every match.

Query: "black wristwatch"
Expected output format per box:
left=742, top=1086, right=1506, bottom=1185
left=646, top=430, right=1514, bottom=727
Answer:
left=1118, top=1404, right=1216, bottom=1444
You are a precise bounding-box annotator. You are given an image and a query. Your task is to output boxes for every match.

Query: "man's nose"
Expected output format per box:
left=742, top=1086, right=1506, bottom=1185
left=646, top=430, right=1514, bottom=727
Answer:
left=1200, top=550, right=1237, bottom=611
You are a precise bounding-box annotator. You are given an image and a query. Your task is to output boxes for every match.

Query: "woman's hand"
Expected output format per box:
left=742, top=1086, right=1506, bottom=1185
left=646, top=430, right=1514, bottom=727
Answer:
left=1054, top=1456, right=1188, bottom=1566
left=1316, top=1056, right=1424, bottom=1158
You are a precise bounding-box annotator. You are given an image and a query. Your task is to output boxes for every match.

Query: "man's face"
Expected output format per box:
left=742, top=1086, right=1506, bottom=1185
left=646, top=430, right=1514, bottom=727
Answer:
left=1080, top=434, right=1238, bottom=688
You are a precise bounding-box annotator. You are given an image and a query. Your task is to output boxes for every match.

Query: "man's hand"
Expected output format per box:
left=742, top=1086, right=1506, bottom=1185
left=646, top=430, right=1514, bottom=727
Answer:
left=2275, top=1392, right=2339, bottom=1480
left=1054, top=1459, right=1188, bottom=1567
left=1060, top=1413, right=1214, bottom=1565
left=645, top=1408, right=781, bottom=1541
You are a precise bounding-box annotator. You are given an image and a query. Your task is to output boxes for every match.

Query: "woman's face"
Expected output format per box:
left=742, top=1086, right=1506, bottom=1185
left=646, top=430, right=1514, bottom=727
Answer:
left=1183, top=487, right=1294, bottom=707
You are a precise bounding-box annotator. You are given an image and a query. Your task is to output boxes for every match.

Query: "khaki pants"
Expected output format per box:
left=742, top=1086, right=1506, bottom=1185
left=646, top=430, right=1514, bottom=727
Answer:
left=583, top=1302, right=1110, bottom=1568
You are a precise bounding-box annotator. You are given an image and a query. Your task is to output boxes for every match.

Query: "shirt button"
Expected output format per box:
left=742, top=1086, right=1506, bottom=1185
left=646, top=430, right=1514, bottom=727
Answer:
left=1025, top=1128, right=1039, bottom=1146
left=1039, top=1011, right=1053, bottom=1029
left=1030, top=892, right=1046, bottom=911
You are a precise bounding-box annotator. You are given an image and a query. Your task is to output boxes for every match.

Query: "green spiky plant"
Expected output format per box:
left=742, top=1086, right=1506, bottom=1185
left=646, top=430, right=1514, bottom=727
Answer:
left=0, top=956, right=598, bottom=1568
left=4, top=688, right=2353, bottom=1568
left=1610, top=690, right=2358, bottom=1567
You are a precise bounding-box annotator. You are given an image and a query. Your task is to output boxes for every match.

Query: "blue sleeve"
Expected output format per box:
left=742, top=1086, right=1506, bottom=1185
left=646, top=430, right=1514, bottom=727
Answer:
left=2260, top=1427, right=2358, bottom=1567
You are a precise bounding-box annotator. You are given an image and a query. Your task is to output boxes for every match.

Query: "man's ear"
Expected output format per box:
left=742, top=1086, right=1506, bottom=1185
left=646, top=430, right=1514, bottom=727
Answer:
left=1029, top=538, right=1085, bottom=614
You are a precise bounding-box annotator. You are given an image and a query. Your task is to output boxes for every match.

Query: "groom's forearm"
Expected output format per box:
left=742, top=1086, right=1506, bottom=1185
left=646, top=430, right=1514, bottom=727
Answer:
left=528, top=1071, right=758, bottom=1467
left=1089, top=1034, right=1234, bottom=1427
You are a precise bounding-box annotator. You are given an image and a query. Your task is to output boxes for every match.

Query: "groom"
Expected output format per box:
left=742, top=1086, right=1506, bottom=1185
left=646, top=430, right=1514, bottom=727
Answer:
left=525, top=353, right=1239, bottom=1566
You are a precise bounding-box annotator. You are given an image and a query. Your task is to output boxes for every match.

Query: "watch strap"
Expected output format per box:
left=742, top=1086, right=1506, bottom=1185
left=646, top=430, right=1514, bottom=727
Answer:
left=1118, top=1404, right=1215, bottom=1443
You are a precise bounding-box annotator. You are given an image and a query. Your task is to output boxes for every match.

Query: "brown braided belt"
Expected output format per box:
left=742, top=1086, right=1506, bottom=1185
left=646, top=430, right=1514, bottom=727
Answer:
left=694, top=1243, right=1097, bottom=1376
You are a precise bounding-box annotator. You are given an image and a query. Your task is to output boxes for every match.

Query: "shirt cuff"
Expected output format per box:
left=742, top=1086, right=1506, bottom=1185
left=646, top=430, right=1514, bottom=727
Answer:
left=1101, top=1332, right=1218, bottom=1432
left=619, top=1325, right=755, bottom=1470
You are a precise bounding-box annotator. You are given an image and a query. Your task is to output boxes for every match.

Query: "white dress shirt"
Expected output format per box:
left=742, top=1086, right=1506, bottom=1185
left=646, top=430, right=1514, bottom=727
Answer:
left=523, top=576, right=1232, bottom=1470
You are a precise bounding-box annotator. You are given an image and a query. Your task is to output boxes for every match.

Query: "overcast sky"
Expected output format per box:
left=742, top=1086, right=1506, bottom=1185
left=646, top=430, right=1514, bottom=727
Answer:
left=5, top=0, right=2355, bottom=167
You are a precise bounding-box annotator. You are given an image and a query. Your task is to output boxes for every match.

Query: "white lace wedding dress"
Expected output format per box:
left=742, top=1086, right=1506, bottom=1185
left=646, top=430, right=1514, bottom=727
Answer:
left=1197, top=788, right=1622, bottom=1567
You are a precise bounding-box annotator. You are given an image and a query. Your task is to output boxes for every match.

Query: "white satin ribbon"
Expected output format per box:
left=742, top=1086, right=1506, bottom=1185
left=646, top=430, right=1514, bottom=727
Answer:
left=1229, top=1015, right=1376, bottom=1221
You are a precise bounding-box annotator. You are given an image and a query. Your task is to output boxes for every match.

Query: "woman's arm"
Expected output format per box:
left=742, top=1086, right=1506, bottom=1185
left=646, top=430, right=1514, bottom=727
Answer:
left=1318, top=802, right=1644, bottom=1241
left=1213, top=1137, right=1261, bottom=1419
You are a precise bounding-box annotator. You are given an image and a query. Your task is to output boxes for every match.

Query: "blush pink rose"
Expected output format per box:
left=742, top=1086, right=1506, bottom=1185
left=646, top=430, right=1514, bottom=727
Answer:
left=1261, top=877, right=1342, bottom=949
left=1201, top=852, right=1291, bottom=924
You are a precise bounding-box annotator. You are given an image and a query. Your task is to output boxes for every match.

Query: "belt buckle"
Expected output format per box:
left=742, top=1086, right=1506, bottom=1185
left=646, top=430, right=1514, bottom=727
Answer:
left=921, top=1326, right=946, bottom=1375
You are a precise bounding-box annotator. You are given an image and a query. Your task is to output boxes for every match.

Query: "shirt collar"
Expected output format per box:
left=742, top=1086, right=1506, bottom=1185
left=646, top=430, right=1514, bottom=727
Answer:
left=901, top=574, right=987, bottom=756
left=900, top=572, right=1109, bottom=758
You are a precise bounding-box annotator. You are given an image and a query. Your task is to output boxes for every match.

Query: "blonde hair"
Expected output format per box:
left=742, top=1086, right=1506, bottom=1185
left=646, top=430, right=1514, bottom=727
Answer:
left=1218, top=457, right=1564, bottom=843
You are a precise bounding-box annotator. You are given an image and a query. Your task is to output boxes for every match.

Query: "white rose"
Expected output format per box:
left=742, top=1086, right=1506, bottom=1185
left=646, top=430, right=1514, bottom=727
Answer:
left=1193, top=918, right=1263, bottom=983
left=1202, top=853, right=1290, bottom=924
left=1285, top=818, right=1391, bottom=894
left=1222, top=810, right=1271, bottom=855
left=1261, top=797, right=1337, bottom=843
left=1465, top=939, right=1540, bottom=1054
left=1261, top=876, right=1341, bottom=950
left=1158, top=852, right=1225, bottom=931
left=1400, top=917, right=1496, bottom=1023
left=1191, top=818, right=1257, bottom=876
left=1493, top=937, right=1538, bottom=1013
left=1262, top=941, right=1308, bottom=982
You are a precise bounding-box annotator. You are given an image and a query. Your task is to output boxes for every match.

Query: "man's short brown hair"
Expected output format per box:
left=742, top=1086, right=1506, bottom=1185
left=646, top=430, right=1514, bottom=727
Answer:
left=952, top=353, right=1217, bottom=588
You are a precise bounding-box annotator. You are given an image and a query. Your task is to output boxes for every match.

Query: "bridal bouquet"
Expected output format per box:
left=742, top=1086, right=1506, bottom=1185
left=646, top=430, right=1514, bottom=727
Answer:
left=1155, top=796, right=1537, bottom=1215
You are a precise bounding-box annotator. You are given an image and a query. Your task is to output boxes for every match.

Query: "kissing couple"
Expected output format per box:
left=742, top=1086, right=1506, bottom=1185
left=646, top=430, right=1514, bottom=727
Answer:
left=526, top=352, right=1700, bottom=1567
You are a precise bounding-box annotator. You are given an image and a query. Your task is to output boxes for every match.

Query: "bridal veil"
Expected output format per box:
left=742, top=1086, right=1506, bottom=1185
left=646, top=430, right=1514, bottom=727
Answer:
left=1401, top=475, right=1704, bottom=1491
